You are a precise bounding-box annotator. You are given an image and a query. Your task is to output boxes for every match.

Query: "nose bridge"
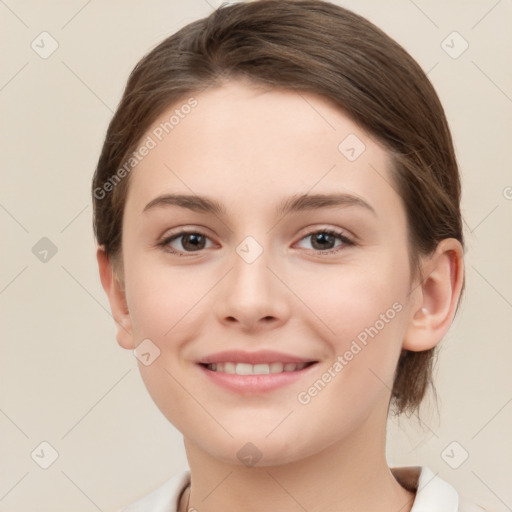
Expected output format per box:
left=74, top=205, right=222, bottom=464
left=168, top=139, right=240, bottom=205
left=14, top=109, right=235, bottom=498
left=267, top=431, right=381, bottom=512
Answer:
left=232, top=233, right=275, bottom=302
left=215, top=232, right=289, bottom=327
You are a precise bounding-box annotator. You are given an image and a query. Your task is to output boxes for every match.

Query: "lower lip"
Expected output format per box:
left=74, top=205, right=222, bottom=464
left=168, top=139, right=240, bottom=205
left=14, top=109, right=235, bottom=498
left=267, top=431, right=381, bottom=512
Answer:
left=197, top=363, right=318, bottom=394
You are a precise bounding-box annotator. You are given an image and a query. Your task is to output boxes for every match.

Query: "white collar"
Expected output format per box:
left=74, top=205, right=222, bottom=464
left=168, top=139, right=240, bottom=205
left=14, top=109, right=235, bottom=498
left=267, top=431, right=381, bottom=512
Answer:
left=119, top=465, right=472, bottom=512
left=391, top=466, right=459, bottom=512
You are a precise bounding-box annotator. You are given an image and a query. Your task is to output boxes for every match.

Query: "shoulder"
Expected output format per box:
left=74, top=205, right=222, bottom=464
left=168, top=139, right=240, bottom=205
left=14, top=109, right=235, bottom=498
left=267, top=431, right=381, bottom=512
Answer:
left=115, top=469, right=190, bottom=512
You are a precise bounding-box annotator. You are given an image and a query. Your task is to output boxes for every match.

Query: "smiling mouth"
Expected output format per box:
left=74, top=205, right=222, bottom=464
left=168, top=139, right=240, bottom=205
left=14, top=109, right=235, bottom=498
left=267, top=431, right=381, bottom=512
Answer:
left=200, top=361, right=317, bottom=375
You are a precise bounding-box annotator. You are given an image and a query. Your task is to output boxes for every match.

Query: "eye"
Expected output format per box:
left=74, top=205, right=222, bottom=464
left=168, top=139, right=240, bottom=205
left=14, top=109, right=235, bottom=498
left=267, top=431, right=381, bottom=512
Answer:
left=158, top=227, right=354, bottom=257
left=159, top=230, right=214, bottom=255
left=295, top=228, right=354, bottom=254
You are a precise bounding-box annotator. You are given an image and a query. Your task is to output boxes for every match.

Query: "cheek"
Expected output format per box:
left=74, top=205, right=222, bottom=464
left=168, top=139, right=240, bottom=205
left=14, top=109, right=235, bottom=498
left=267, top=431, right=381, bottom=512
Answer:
left=293, top=277, right=407, bottom=440
left=296, top=257, right=409, bottom=395
left=123, top=254, right=217, bottom=430
left=301, top=256, right=408, bottom=344
left=124, top=249, right=207, bottom=342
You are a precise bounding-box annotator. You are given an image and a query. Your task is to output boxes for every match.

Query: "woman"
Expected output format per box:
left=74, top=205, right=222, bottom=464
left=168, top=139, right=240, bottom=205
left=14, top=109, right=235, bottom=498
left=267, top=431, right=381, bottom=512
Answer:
left=92, top=1, right=484, bottom=510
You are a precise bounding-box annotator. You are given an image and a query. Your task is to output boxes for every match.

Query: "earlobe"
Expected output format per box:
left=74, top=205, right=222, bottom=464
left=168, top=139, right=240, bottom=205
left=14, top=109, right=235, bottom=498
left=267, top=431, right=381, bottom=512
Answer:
left=96, top=246, right=135, bottom=350
left=402, top=238, right=464, bottom=352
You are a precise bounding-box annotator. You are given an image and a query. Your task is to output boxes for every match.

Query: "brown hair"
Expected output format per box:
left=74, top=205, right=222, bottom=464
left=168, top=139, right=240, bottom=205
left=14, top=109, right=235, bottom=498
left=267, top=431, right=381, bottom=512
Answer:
left=92, top=0, right=465, bottom=416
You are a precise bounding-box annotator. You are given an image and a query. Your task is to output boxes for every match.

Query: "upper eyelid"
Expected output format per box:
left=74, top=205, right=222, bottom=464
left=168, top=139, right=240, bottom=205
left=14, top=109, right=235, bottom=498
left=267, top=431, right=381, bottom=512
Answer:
left=160, top=225, right=352, bottom=239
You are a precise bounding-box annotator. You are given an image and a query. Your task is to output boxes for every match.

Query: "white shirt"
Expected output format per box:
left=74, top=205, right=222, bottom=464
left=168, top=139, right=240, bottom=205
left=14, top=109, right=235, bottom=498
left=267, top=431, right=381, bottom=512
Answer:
left=117, top=466, right=486, bottom=512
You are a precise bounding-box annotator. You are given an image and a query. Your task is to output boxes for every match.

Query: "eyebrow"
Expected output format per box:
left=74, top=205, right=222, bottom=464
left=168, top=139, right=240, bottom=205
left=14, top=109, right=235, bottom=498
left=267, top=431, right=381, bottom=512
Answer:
left=142, top=192, right=376, bottom=217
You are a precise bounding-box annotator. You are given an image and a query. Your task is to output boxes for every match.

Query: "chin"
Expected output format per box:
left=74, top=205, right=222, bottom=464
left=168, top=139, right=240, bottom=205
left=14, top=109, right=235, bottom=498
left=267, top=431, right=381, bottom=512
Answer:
left=201, top=430, right=317, bottom=468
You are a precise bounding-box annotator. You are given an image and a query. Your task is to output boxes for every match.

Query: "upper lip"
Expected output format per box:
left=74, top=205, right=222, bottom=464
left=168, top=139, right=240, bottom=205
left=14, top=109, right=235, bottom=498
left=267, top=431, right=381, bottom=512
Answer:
left=197, top=350, right=317, bottom=365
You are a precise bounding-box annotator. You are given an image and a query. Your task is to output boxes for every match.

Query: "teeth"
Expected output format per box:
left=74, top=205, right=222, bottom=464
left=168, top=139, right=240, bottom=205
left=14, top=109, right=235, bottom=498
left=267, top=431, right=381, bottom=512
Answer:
left=269, top=362, right=284, bottom=373
left=206, top=362, right=309, bottom=374
left=224, top=362, right=236, bottom=374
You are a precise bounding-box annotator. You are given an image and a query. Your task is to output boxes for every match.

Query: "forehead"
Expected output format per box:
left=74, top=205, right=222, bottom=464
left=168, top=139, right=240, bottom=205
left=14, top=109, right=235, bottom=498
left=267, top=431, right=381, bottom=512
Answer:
left=124, top=79, right=399, bottom=220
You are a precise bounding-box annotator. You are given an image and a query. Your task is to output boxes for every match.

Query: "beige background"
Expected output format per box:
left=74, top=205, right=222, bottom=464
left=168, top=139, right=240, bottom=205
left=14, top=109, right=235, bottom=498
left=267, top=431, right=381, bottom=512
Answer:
left=1, top=0, right=511, bottom=511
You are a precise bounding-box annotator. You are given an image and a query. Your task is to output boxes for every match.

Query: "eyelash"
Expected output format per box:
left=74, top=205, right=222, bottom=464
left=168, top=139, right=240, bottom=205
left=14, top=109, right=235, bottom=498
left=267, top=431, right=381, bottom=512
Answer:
left=157, top=228, right=355, bottom=257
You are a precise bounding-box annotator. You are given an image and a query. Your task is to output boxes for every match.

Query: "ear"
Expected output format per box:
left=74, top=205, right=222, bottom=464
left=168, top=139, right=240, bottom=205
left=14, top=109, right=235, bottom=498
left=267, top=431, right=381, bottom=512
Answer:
left=402, top=238, right=464, bottom=351
left=96, top=246, right=135, bottom=350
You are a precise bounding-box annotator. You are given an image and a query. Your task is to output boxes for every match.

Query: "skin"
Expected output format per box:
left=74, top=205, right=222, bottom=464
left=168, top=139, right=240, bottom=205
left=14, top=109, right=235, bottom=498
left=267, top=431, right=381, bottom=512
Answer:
left=97, top=78, right=464, bottom=512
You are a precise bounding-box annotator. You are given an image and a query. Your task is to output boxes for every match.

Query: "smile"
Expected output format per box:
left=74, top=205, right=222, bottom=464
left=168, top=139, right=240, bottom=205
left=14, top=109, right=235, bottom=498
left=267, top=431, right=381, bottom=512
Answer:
left=198, top=361, right=319, bottom=394
left=203, top=361, right=314, bottom=374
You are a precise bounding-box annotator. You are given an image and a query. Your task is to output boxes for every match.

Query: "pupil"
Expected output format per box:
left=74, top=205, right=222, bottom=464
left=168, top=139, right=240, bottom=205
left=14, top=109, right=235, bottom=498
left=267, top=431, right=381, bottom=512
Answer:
left=314, top=233, right=333, bottom=250
left=184, top=234, right=204, bottom=251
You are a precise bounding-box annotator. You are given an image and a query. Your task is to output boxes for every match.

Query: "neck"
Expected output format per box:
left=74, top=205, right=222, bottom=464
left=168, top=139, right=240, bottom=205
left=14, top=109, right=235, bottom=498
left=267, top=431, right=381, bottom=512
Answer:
left=179, top=408, right=415, bottom=512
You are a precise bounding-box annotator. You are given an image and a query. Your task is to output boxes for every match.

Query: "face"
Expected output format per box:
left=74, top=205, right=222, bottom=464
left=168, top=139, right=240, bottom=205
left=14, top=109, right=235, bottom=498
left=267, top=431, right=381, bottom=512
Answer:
left=116, top=79, right=418, bottom=466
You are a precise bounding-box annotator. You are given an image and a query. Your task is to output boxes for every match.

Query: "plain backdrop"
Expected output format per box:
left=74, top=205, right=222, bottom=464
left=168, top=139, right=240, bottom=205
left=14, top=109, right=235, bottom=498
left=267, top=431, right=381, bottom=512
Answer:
left=1, top=0, right=511, bottom=511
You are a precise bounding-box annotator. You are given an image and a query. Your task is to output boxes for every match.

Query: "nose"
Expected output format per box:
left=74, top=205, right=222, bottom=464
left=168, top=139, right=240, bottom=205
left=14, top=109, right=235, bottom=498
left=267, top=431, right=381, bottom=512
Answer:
left=213, top=240, right=290, bottom=332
